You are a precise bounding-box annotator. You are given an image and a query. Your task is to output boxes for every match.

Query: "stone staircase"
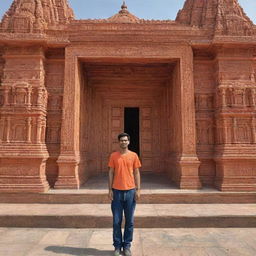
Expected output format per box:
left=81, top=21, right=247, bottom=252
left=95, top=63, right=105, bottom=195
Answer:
left=0, top=173, right=255, bottom=228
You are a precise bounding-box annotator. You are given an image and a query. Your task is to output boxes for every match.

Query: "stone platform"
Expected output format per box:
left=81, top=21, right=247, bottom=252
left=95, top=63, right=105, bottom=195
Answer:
left=0, top=203, right=255, bottom=229
left=1, top=173, right=256, bottom=204
left=0, top=173, right=255, bottom=229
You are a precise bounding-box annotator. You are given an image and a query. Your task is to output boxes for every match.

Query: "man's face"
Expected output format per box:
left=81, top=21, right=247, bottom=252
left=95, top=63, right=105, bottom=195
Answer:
left=119, top=136, right=130, bottom=149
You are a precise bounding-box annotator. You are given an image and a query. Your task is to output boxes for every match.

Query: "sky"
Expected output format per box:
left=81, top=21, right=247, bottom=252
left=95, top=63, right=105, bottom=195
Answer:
left=0, top=0, right=255, bottom=24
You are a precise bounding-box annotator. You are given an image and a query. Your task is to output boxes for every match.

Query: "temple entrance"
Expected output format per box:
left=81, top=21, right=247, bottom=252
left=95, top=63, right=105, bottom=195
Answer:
left=124, top=107, right=140, bottom=156
left=80, top=59, right=176, bottom=177
left=55, top=45, right=202, bottom=190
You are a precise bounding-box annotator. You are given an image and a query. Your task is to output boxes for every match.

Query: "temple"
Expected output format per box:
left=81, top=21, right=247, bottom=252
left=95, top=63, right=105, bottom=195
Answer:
left=0, top=0, right=255, bottom=192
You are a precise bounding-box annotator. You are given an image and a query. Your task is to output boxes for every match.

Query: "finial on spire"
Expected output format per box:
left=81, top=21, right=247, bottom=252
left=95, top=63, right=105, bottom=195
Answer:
left=121, top=1, right=127, bottom=10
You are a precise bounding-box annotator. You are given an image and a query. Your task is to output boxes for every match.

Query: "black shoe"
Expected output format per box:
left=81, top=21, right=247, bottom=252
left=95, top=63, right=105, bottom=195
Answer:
left=124, top=248, right=132, bottom=256
left=114, top=248, right=121, bottom=256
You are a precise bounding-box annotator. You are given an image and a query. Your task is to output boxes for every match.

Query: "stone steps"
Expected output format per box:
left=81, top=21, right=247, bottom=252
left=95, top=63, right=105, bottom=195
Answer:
left=1, top=191, right=256, bottom=204
left=0, top=203, right=255, bottom=228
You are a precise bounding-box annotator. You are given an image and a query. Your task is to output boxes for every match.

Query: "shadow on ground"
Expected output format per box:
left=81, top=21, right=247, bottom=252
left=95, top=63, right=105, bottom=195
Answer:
left=45, top=246, right=113, bottom=256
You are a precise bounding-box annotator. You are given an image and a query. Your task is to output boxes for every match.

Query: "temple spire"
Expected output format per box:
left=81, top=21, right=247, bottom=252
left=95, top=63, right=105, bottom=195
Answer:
left=176, top=0, right=254, bottom=36
left=0, top=0, right=74, bottom=33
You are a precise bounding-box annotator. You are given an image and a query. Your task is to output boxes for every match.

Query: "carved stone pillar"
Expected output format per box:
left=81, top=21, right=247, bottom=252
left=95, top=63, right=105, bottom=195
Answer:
left=3, top=87, right=10, bottom=106
left=27, top=117, right=32, bottom=143
left=220, top=88, right=227, bottom=107
left=232, top=117, right=237, bottom=143
left=6, top=117, right=10, bottom=143
left=171, top=45, right=201, bottom=189
left=56, top=47, right=81, bottom=189
left=251, top=89, right=256, bottom=107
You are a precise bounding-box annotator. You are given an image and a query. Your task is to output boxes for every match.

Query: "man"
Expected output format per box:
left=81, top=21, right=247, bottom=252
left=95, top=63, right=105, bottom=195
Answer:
left=108, top=132, right=141, bottom=256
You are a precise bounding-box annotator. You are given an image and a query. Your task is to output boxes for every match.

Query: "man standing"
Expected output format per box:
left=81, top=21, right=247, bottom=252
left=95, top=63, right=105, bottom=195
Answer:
left=108, top=133, right=141, bottom=256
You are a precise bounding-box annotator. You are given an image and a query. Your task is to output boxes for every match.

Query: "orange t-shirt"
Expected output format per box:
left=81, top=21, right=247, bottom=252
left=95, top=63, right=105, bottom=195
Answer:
left=108, top=151, right=141, bottom=190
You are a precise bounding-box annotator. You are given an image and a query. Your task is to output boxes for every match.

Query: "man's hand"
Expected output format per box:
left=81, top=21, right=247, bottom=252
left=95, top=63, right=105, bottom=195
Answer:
left=135, top=189, right=141, bottom=201
left=108, top=189, right=113, bottom=201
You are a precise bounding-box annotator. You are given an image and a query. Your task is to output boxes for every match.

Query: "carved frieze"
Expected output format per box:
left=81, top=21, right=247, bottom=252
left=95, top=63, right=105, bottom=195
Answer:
left=0, top=115, right=48, bottom=144
left=216, top=85, right=256, bottom=109
left=0, top=84, right=48, bottom=110
left=216, top=117, right=254, bottom=144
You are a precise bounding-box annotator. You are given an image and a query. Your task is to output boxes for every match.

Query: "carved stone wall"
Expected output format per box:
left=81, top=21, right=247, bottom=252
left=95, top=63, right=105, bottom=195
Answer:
left=194, top=51, right=216, bottom=186
left=214, top=47, right=256, bottom=191
left=45, top=49, right=64, bottom=187
left=0, top=46, right=49, bottom=192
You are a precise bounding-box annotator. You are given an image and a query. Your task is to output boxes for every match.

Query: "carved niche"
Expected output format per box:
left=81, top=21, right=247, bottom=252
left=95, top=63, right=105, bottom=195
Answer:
left=234, top=118, right=253, bottom=144
left=196, top=120, right=214, bottom=145
left=195, top=94, right=214, bottom=111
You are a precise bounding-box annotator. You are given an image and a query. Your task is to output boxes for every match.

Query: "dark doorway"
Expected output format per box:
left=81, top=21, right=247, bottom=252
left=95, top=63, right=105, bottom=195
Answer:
left=124, top=108, right=140, bottom=156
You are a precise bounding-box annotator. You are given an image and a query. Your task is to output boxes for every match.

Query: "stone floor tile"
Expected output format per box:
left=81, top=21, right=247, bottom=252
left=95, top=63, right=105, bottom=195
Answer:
left=223, top=246, right=256, bottom=256
left=39, top=230, right=70, bottom=245
left=209, top=229, right=253, bottom=249
left=0, top=243, right=34, bottom=256
left=0, top=228, right=47, bottom=244
left=27, top=245, right=70, bottom=256
left=88, top=229, right=113, bottom=246
left=27, top=244, right=114, bottom=256
left=1, top=227, right=256, bottom=256
left=84, top=244, right=115, bottom=255
left=65, top=229, right=93, bottom=247
left=163, top=229, right=219, bottom=247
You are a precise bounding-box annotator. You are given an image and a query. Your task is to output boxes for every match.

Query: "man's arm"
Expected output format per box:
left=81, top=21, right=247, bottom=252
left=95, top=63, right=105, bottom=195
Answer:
left=134, top=168, right=141, bottom=200
left=108, top=167, right=114, bottom=200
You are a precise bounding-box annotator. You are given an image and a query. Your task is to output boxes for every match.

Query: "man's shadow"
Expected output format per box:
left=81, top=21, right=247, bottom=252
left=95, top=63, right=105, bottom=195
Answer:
left=45, top=246, right=114, bottom=256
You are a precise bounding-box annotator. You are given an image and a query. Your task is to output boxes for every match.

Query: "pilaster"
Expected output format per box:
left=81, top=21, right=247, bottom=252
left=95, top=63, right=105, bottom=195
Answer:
left=172, top=45, right=201, bottom=189
left=55, top=47, right=81, bottom=189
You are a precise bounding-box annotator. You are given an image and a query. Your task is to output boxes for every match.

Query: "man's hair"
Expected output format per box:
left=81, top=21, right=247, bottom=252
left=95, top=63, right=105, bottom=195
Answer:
left=118, top=132, right=130, bottom=141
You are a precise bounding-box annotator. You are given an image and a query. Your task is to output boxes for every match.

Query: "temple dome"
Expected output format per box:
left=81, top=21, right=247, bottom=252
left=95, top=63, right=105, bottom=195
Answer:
left=107, top=1, right=140, bottom=23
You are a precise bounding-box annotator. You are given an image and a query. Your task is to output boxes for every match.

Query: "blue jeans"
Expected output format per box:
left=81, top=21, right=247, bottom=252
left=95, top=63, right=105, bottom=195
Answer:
left=111, top=188, right=136, bottom=250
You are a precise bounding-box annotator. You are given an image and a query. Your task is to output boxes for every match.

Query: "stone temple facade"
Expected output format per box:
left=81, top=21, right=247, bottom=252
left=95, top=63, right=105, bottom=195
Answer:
left=0, top=0, right=256, bottom=192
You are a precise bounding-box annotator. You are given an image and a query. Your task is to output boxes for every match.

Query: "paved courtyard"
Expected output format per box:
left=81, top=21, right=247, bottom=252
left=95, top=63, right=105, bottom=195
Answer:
left=0, top=227, right=256, bottom=256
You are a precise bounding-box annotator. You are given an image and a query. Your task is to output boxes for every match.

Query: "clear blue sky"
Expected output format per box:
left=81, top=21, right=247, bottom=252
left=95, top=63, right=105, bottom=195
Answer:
left=0, top=0, right=255, bottom=23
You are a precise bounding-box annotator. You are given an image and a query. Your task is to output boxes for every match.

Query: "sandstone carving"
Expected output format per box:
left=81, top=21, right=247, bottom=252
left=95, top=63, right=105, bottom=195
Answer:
left=0, top=0, right=74, bottom=32
left=176, top=0, right=254, bottom=36
left=0, top=0, right=255, bottom=192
